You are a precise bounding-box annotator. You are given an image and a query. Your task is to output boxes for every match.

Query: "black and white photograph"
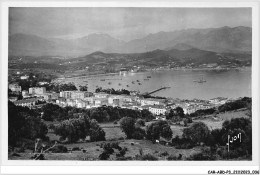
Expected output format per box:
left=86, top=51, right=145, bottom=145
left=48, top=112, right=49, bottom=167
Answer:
left=1, top=1, right=260, bottom=174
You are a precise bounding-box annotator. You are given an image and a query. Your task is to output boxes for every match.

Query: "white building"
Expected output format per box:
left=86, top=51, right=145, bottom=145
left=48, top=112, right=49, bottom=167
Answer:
left=29, top=87, right=46, bottom=95
left=13, top=98, right=39, bottom=108
left=148, top=105, right=167, bottom=115
left=9, top=84, right=21, bottom=92
left=94, top=92, right=109, bottom=98
left=20, top=75, right=29, bottom=80
left=108, top=96, right=120, bottom=106
left=60, top=91, right=72, bottom=99
left=209, top=97, right=228, bottom=105
left=60, top=91, right=93, bottom=99
left=140, top=98, right=165, bottom=106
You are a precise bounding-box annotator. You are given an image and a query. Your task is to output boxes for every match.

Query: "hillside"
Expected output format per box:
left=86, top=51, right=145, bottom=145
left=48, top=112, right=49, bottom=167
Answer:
left=69, top=47, right=251, bottom=68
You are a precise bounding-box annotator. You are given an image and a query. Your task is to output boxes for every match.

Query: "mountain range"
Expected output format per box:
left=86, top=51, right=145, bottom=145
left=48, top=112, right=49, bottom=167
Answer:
left=9, top=26, right=252, bottom=57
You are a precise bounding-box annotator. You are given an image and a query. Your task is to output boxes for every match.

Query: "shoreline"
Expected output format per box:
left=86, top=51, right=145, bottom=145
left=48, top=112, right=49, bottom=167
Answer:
left=54, top=66, right=251, bottom=81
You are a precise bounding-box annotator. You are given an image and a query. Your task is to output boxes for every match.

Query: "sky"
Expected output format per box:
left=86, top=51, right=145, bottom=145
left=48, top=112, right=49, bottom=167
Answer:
left=9, top=7, right=252, bottom=41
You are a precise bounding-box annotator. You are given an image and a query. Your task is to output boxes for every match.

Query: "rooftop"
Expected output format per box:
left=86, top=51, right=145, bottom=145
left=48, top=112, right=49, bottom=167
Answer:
left=13, top=98, right=39, bottom=104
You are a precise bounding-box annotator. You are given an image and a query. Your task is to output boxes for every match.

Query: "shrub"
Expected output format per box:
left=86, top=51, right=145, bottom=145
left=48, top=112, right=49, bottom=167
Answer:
left=31, top=153, right=45, bottom=160
left=117, top=148, right=127, bottom=157
left=51, top=145, right=68, bottom=153
left=190, top=108, right=216, bottom=117
left=111, top=142, right=119, bottom=148
left=72, top=147, right=80, bottom=151
left=135, top=153, right=158, bottom=160
left=116, top=156, right=133, bottom=160
left=159, top=151, right=169, bottom=157
left=118, top=137, right=125, bottom=140
left=132, top=127, right=146, bottom=140
left=99, top=151, right=110, bottom=160
left=183, top=118, right=188, bottom=127
left=171, top=136, right=195, bottom=149
left=187, top=152, right=217, bottom=160
left=167, top=155, right=178, bottom=160
left=102, top=143, right=114, bottom=154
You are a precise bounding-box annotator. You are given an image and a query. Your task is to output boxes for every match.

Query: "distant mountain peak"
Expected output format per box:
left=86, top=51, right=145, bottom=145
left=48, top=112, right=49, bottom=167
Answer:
left=89, top=51, right=105, bottom=55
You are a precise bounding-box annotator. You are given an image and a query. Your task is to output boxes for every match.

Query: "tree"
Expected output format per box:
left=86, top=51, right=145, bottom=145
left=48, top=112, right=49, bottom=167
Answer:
left=132, top=127, right=146, bottom=140
left=141, top=109, right=154, bottom=121
left=135, top=119, right=145, bottom=127
left=54, top=118, right=87, bottom=143
left=182, top=122, right=210, bottom=144
left=220, top=117, right=252, bottom=155
left=183, top=118, right=188, bottom=127
left=54, top=116, right=105, bottom=143
left=119, top=117, right=136, bottom=139
left=89, top=119, right=106, bottom=141
left=41, top=103, right=68, bottom=121
left=79, top=85, right=88, bottom=91
left=146, top=120, right=173, bottom=141
left=175, top=107, right=185, bottom=118
left=166, top=107, right=184, bottom=122
left=8, top=101, right=48, bottom=146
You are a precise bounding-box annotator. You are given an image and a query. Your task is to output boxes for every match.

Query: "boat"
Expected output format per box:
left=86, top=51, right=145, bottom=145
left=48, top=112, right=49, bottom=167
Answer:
left=194, top=76, right=206, bottom=83
left=147, top=76, right=151, bottom=78
left=132, top=81, right=135, bottom=84
left=108, top=82, right=112, bottom=85
left=138, top=83, right=142, bottom=85
left=100, top=79, right=105, bottom=81
left=136, top=80, right=140, bottom=82
left=126, top=85, right=129, bottom=87
left=118, top=83, right=121, bottom=86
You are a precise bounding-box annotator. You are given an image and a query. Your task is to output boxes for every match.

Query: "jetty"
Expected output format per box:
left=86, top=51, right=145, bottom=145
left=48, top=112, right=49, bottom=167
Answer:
left=142, top=86, right=170, bottom=95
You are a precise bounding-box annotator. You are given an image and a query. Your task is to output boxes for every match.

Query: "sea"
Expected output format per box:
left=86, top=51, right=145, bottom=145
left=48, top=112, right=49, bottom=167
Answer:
left=57, top=68, right=251, bottom=100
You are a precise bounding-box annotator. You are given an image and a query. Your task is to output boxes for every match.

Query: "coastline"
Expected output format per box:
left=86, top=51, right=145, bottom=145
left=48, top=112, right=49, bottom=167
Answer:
left=54, top=66, right=251, bottom=81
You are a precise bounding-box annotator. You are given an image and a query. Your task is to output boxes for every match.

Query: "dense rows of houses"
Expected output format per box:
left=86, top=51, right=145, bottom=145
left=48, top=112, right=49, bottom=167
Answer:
left=8, top=83, right=225, bottom=116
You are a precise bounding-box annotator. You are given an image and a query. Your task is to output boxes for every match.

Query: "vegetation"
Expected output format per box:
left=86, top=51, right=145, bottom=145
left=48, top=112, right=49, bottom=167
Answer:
left=119, top=117, right=135, bottom=139
left=8, top=88, right=252, bottom=161
left=189, top=108, right=216, bottom=117
left=95, top=87, right=130, bottom=95
left=166, top=107, right=185, bottom=122
left=40, top=104, right=154, bottom=123
left=79, top=85, right=88, bottom=91
left=8, top=101, right=48, bottom=146
left=171, top=136, right=194, bottom=149
left=182, top=122, right=210, bottom=144
left=43, top=82, right=77, bottom=92
left=41, top=103, right=68, bottom=121
left=54, top=115, right=105, bottom=143
left=146, top=120, right=173, bottom=141
left=218, top=97, right=251, bottom=112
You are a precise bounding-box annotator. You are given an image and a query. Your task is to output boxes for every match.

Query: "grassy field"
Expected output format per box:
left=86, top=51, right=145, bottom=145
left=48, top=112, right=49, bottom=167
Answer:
left=9, top=139, right=202, bottom=161
left=194, top=109, right=250, bottom=130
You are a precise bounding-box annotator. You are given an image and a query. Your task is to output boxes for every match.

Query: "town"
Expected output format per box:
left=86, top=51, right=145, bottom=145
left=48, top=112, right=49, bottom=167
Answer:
left=8, top=77, right=230, bottom=119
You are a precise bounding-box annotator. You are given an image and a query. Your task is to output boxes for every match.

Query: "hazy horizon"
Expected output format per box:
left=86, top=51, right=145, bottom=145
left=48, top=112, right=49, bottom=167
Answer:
left=9, top=7, right=251, bottom=41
